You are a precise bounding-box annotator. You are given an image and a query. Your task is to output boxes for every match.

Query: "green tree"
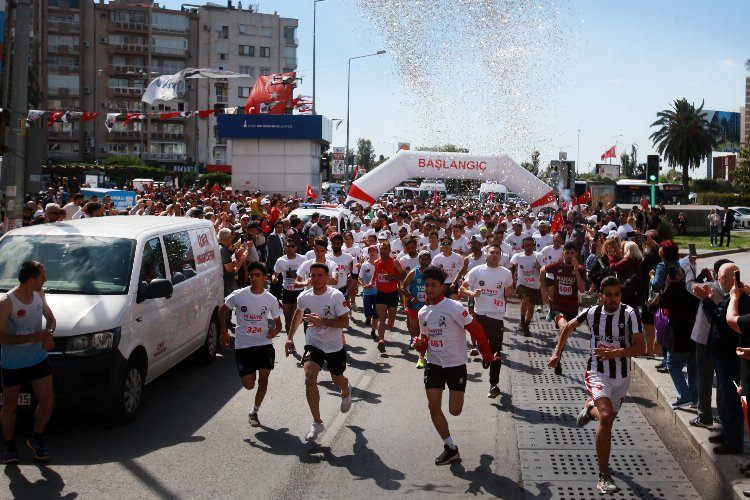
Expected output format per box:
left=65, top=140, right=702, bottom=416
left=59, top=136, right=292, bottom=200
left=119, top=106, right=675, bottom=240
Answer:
left=356, top=138, right=376, bottom=171
left=373, top=154, right=389, bottom=167
left=520, top=150, right=540, bottom=177
left=620, top=144, right=640, bottom=178
left=745, top=58, right=750, bottom=72
left=733, top=141, right=750, bottom=193
left=649, top=98, right=718, bottom=203
left=102, top=155, right=147, bottom=167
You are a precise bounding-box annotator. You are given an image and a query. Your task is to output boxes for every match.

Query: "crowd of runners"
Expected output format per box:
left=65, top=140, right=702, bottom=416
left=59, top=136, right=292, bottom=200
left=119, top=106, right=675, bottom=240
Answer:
left=6, top=183, right=749, bottom=495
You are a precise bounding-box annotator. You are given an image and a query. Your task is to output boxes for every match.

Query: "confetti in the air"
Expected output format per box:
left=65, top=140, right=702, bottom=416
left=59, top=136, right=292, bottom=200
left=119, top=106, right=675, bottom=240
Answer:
left=354, top=0, right=574, bottom=162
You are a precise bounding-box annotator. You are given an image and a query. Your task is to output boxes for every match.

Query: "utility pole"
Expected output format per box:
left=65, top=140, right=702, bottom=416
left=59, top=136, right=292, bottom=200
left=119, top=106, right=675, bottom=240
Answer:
left=1, top=0, right=31, bottom=228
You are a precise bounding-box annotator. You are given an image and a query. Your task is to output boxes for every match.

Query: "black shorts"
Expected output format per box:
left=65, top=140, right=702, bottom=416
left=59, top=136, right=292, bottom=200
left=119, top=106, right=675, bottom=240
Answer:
left=424, top=363, right=467, bottom=392
left=375, top=291, right=399, bottom=308
left=282, top=288, right=302, bottom=305
left=338, top=285, right=349, bottom=297
left=234, top=344, right=275, bottom=377
left=1, top=358, right=52, bottom=388
left=302, top=345, right=347, bottom=376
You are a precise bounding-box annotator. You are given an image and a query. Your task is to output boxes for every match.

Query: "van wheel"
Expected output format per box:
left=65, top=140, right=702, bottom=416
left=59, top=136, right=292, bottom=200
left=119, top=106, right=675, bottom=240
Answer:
left=112, top=357, right=145, bottom=424
left=196, top=317, right=218, bottom=365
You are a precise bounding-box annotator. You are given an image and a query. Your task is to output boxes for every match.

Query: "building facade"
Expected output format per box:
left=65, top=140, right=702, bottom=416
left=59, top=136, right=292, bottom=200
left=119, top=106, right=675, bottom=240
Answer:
left=195, top=3, right=298, bottom=172
left=39, top=0, right=297, bottom=172
left=744, top=76, right=750, bottom=145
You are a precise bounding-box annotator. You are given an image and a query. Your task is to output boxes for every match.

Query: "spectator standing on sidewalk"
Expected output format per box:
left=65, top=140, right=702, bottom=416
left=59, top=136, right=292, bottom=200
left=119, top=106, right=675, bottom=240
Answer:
left=719, top=206, right=734, bottom=248
left=640, top=231, right=661, bottom=357
left=707, top=209, right=720, bottom=247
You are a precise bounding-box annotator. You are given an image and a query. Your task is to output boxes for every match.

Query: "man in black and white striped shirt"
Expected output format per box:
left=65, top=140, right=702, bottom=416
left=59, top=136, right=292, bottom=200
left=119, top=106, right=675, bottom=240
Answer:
left=548, top=275, right=645, bottom=494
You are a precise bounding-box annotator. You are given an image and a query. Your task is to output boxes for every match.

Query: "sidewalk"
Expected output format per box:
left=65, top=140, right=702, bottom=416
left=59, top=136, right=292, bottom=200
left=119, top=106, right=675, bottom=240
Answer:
left=632, top=356, right=750, bottom=499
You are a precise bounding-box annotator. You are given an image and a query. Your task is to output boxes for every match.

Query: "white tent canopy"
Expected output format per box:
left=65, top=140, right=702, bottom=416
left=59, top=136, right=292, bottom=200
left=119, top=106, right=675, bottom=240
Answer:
left=346, top=150, right=556, bottom=208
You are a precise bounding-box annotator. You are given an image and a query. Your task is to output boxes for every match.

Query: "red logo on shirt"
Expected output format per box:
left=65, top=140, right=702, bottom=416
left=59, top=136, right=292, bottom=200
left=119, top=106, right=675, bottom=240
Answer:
left=461, top=310, right=469, bottom=317
left=16, top=309, right=25, bottom=318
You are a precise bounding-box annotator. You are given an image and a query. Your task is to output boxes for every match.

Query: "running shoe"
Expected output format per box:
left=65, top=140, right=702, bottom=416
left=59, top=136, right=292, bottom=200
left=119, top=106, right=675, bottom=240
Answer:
left=596, top=471, right=620, bottom=494
left=370, top=330, right=377, bottom=341
left=26, top=437, right=51, bottom=461
left=305, top=422, right=325, bottom=442
left=416, top=357, right=425, bottom=369
left=577, top=401, right=595, bottom=428
left=469, top=347, right=479, bottom=357
left=248, top=412, right=260, bottom=427
left=487, top=386, right=501, bottom=399
left=2, top=450, right=19, bottom=464
left=671, top=400, right=692, bottom=409
left=365, top=317, right=371, bottom=326
left=689, top=417, right=713, bottom=428
left=434, top=445, right=460, bottom=465
left=377, top=340, right=386, bottom=354
left=341, top=386, right=352, bottom=413
left=554, top=363, right=563, bottom=375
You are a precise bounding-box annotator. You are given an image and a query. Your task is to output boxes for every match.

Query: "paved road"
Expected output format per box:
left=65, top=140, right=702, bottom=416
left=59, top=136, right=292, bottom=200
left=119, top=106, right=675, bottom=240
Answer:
left=2, top=296, right=706, bottom=499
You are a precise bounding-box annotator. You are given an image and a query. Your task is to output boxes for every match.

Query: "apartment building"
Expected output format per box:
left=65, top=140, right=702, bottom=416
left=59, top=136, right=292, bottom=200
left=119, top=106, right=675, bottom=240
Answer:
left=194, top=2, right=298, bottom=171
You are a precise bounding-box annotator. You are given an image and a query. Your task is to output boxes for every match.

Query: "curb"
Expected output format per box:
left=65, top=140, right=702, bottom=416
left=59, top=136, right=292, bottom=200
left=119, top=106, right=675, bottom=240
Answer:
left=631, top=356, right=750, bottom=499
left=682, top=248, right=750, bottom=258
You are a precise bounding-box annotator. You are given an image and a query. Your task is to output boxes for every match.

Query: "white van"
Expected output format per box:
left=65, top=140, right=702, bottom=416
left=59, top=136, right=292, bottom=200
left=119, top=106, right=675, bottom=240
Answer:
left=0, top=216, right=223, bottom=422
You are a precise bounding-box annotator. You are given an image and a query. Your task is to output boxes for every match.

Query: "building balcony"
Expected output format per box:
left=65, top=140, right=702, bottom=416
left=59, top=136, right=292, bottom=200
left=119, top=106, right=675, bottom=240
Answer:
left=108, top=130, right=144, bottom=140
left=146, top=152, right=187, bottom=162
left=152, top=23, right=187, bottom=34
left=284, top=36, right=299, bottom=47
left=152, top=46, right=189, bottom=57
left=108, top=64, right=148, bottom=76
left=150, top=66, right=184, bottom=76
left=48, top=87, right=80, bottom=96
left=109, top=21, right=148, bottom=33
left=48, top=150, right=81, bottom=162
left=150, top=131, right=185, bottom=140
left=48, top=130, right=81, bottom=140
left=48, top=21, right=79, bottom=33
left=109, top=87, right=144, bottom=97
left=47, top=44, right=79, bottom=54
left=48, top=65, right=80, bottom=75
left=108, top=43, right=149, bottom=55
left=284, top=57, right=297, bottom=68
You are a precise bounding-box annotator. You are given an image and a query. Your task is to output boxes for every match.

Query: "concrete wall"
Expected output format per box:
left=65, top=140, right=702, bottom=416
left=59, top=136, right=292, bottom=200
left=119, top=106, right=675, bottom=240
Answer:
left=231, top=138, right=320, bottom=195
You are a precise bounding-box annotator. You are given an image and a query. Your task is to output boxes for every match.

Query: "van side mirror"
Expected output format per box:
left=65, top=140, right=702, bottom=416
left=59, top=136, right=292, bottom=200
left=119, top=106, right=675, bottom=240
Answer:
left=137, top=279, right=173, bottom=303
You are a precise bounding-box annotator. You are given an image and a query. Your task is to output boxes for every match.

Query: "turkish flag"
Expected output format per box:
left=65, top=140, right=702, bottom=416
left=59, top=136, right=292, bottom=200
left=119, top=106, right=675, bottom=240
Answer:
left=245, top=71, right=296, bottom=115
left=123, top=113, right=143, bottom=126
left=80, top=112, right=99, bottom=122
left=577, top=190, right=592, bottom=205
left=197, top=109, right=217, bottom=119
left=209, top=183, right=221, bottom=197
left=48, top=111, right=65, bottom=127
left=305, top=185, right=317, bottom=199
left=351, top=165, right=359, bottom=181
left=600, top=145, right=616, bottom=161
left=160, top=112, right=181, bottom=120
left=550, top=211, right=564, bottom=234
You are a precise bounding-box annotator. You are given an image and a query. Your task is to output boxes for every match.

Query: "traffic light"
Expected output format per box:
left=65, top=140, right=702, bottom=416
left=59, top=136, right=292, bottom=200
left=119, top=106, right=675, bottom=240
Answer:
left=556, top=160, right=575, bottom=189
left=646, top=155, right=659, bottom=183
left=320, top=154, right=330, bottom=173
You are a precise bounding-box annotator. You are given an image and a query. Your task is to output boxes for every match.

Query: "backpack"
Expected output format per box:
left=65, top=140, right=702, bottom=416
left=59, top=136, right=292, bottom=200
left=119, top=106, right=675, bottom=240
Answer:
left=619, top=261, right=643, bottom=305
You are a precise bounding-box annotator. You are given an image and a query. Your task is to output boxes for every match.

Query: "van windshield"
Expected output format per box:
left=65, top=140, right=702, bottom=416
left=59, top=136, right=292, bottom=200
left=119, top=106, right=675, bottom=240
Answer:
left=0, top=235, right=136, bottom=295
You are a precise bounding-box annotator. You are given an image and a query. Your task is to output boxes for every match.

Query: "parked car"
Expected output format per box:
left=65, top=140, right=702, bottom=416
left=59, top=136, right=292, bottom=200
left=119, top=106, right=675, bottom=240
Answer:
left=729, top=207, right=750, bottom=229
left=0, top=216, right=223, bottom=422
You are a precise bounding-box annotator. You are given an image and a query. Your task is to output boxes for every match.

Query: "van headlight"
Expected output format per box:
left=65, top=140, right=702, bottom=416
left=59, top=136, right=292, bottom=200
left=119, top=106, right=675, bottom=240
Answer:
left=65, top=327, right=121, bottom=356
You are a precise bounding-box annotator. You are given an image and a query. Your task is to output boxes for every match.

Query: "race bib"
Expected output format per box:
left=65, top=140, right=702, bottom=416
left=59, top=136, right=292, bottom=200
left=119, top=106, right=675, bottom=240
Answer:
left=492, top=299, right=505, bottom=308
left=558, top=284, right=573, bottom=295
left=377, top=273, right=390, bottom=283
left=245, top=325, right=265, bottom=335
left=428, top=337, right=445, bottom=351
left=417, top=291, right=426, bottom=303
left=524, top=277, right=536, bottom=284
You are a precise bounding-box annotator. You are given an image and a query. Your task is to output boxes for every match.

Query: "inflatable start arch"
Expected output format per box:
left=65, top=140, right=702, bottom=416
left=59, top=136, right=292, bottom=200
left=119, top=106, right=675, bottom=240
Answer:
left=346, top=150, right=557, bottom=209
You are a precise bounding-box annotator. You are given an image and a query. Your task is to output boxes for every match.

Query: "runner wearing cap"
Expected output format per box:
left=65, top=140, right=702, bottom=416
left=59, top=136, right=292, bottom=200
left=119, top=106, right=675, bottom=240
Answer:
left=402, top=251, right=433, bottom=369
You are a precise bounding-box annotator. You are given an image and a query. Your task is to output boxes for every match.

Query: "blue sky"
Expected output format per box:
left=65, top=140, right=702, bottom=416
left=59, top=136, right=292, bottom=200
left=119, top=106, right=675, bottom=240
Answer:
left=160, top=0, right=749, bottom=177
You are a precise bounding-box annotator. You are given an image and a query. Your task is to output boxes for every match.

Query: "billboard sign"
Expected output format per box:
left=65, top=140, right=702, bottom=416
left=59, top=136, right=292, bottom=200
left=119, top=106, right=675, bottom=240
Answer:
left=217, top=114, right=332, bottom=144
left=331, top=146, right=346, bottom=180
left=703, top=110, right=741, bottom=153
left=596, top=163, right=620, bottom=179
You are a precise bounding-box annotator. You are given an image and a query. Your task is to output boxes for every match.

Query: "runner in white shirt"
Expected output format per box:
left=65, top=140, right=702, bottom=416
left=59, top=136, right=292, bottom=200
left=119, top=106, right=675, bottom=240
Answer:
left=327, top=233, right=354, bottom=300
left=273, top=240, right=307, bottom=334
left=532, top=220, right=553, bottom=252
left=431, top=236, right=466, bottom=298
left=539, top=232, right=564, bottom=321
left=412, top=265, right=498, bottom=466
left=423, top=232, right=441, bottom=259
left=351, top=222, right=365, bottom=244
left=450, top=225, right=470, bottom=256
left=295, top=237, right=338, bottom=289
left=342, top=231, right=363, bottom=309
left=504, top=220, right=526, bottom=254
left=288, top=262, right=352, bottom=443
left=510, top=236, right=545, bottom=336
left=397, top=237, right=420, bottom=275
left=460, top=244, right=515, bottom=399
left=219, top=262, right=283, bottom=427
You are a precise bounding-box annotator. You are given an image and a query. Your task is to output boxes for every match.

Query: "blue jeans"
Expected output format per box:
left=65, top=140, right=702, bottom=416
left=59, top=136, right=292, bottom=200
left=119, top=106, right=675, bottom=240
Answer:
left=714, top=356, right=743, bottom=448
left=362, top=294, right=378, bottom=322
left=710, top=225, right=718, bottom=245
left=666, top=350, right=697, bottom=404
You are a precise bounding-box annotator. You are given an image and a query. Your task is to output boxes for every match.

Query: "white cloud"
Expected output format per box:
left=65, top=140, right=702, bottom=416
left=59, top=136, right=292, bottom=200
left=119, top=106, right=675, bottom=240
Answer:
left=717, top=59, right=735, bottom=67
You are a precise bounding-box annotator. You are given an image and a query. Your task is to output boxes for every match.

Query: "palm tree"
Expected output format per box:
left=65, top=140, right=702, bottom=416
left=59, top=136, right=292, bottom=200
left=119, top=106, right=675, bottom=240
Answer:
left=649, top=99, right=718, bottom=204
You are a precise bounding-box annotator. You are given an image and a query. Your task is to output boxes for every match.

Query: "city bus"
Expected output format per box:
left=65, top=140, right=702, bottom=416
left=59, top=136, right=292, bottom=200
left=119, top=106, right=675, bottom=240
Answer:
left=418, top=179, right=447, bottom=200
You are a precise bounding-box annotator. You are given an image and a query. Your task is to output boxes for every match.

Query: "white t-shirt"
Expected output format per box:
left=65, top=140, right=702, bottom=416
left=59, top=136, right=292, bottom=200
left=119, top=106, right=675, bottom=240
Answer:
left=296, top=258, right=338, bottom=288
left=418, top=297, right=473, bottom=368
left=464, top=225, right=480, bottom=237
left=343, top=243, right=363, bottom=262
left=304, top=249, right=316, bottom=260
left=297, top=287, right=350, bottom=353
left=510, top=251, right=544, bottom=289
left=351, top=230, right=365, bottom=244
left=398, top=253, right=420, bottom=275
left=540, top=244, right=564, bottom=279
left=389, top=237, right=404, bottom=257
left=273, top=254, right=307, bottom=290
left=533, top=232, right=553, bottom=252
left=463, top=264, right=513, bottom=319
left=389, top=222, right=408, bottom=234
left=327, top=251, right=354, bottom=289
left=224, top=288, right=282, bottom=349
left=63, top=202, right=79, bottom=220
left=504, top=233, right=526, bottom=254
left=451, top=235, right=470, bottom=255
left=431, top=252, right=466, bottom=284
left=465, top=253, right=486, bottom=273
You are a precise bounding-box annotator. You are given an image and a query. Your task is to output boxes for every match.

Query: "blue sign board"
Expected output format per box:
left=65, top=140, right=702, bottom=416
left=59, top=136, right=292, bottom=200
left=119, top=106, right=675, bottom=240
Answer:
left=217, top=114, right=332, bottom=144
left=80, top=188, right=137, bottom=212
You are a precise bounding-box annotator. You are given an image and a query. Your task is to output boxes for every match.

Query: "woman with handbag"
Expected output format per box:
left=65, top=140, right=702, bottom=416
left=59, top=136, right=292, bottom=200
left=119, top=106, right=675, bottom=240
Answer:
left=649, top=240, right=681, bottom=371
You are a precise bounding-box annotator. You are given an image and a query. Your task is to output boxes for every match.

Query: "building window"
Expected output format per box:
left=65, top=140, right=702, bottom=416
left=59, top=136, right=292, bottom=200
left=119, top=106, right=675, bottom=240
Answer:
left=284, top=26, right=297, bottom=45
left=239, top=45, right=254, bottom=57
left=260, top=26, right=272, bottom=38
left=259, top=67, right=270, bottom=76
left=239, top=65, right=255, bottom=76
left=238, top=87, right=251, bottom=98
left=219, top=26, right=229, bottom=39
left=259, top=47, right=270, bottom=58
left=218, top=53, right=226, bottom=60
left=238, top=24, right=257, bottom=36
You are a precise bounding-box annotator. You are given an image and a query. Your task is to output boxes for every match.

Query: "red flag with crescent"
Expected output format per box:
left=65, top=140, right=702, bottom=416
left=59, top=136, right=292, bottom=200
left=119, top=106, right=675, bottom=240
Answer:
left=305, top=185, right=317, bottom=199
left=245, top=71, right=296, bottom=115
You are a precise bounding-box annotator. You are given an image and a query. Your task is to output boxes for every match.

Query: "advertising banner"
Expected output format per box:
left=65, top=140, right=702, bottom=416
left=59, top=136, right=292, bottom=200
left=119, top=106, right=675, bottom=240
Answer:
left=331, top=146, right=346, bottom=180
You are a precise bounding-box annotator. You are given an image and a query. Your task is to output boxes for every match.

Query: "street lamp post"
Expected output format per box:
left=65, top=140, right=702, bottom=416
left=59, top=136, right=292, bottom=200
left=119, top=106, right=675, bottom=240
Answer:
left=345, top=50, right=385, bottom=178
left=312, top=0, right=325, bottom=115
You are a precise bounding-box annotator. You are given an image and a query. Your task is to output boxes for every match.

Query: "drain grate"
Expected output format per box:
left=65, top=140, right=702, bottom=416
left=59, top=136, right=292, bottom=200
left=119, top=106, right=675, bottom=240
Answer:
left=517, top=426, right=665, bottom=450
left=514, top=404, right=649, bottom=428
left=523, top=482, right=701, bottom=499
left=525, top=359, right=589, bottom=372
left=516, top=350, right=589, bottom=359
left=519, top=450, right=685, bottom=481
left=514, top=372, right=587, bottom=386
left=514, top=386, right=588, bottom=403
